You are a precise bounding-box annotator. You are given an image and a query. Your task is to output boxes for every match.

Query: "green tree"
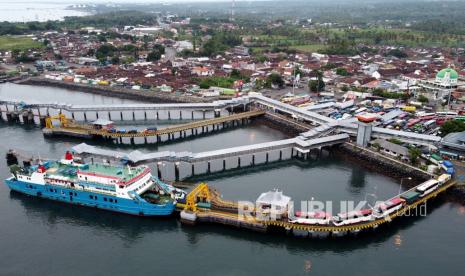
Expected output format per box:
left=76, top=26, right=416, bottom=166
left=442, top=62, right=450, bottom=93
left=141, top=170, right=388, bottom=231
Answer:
left=336, top=67, right=349, bottom=76
left=146, top=44, right=165, bottom=62
left=111, top=56, right=120, bottom=64
left=266, top=73, right=284, bottom=88
left=386, top=49, right=408, bottom=58
left=230, top=69, right=242, bottom=79
left=153, top=44, right=165, bottom=55
left=418, top=95, right=429, bottom=103
left=440, top=120, right=465, bottom=136
left=95, top=44, right=117, bottom=61
left=146, top=51, right=162, bottom=62
left=308, top=70, right=325, bottom=92
left=408, top=147, right=421, bottom=164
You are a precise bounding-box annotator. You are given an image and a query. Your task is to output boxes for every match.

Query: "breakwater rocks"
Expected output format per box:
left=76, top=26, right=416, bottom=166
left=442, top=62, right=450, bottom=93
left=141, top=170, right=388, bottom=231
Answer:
left=17, top=77, right=218, bottom=104
left=337, top=143, right=432, bottom=183
left=255, top=113, right=309, bottom=137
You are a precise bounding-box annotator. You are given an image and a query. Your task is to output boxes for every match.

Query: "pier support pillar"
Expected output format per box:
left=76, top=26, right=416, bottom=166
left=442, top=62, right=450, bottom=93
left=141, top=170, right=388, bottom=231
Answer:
left=120, top=112, right=123, bottom=121
left=207, top=162, right=211, bottom=174
left=132, top=112, right=135, bottom=121
left=175, top=163, right=180, bottom=182
left=168, top=111, right=171, bottom=120
left=279, top=150, right=282, bottom=161
left=83, top=112, right=87, bottom=122
left=238, top=157, right=241, bottom=168
left=252, top=155, right=255, bottom=165
left=202, top=111, right=206, bottom=119
left=156, top=112, right=159, bottom=120
left=108, top=112, right=111, bottom=120
left=223, top=160, right=226, bottom=171
left=266, top=153, right=269, bottom=164
left=144, top=111, right=147, bottom=120
left=39, top=117, right=46, bottom=127
left=179, top=110, right=182, bottom=120
left=157, top=165, right=162, bottom=179
left=71, top=112, right=75, bottom=120
left=96, top=112, right=99, bottom=119
left=191, top=111, right=194, bottom=120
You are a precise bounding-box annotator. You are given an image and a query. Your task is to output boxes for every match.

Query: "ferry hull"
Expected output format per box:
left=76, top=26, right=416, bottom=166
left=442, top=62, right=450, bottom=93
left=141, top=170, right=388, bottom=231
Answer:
left=5, top=178, right=175, bottom=216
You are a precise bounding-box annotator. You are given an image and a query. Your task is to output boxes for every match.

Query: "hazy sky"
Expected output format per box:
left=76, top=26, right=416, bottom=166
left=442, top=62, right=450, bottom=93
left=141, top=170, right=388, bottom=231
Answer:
left=0, top=0, right=264, bottom=3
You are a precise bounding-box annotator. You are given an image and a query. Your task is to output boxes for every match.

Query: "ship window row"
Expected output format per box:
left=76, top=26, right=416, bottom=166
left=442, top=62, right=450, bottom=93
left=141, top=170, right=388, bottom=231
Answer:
left=49, top=188, right=58, bottom=193
left=103, top=197, right=118, bottom=203
left=89, top=195, right=117, bottom=203
left=27, top=184, right=36, bottom=189
left=68, top=191, right=77, bottom=196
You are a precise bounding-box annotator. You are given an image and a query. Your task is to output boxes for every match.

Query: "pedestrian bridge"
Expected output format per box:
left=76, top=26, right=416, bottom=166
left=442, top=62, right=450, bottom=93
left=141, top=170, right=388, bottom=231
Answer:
left=1, top=94, right=442, bottom=146
left=336, top=121, right=442, bottom=146
left=72, top=134, right=349, bottom=180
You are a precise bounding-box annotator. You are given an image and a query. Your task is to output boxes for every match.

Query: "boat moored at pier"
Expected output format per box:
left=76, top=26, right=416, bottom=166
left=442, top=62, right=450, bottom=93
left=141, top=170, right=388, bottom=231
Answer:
left=4, top=150, right=185, bottom=216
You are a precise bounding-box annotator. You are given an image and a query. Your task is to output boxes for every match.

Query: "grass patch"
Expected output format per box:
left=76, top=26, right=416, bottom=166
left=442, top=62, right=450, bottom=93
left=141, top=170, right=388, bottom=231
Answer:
left=0, top=36, right=43, bottom=51
left=290, top=44, right=327, bottom=53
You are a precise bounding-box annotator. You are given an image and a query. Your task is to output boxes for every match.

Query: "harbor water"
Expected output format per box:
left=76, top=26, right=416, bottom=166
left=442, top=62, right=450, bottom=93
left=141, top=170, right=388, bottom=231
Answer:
left=0, top=83, right=464, bottom=275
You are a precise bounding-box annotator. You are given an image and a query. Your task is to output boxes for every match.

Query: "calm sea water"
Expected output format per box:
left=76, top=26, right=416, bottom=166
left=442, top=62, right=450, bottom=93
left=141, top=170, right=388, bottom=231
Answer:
left=0, top=83, right=464, bottom=275
left=0, top=2, right=89, bottom=22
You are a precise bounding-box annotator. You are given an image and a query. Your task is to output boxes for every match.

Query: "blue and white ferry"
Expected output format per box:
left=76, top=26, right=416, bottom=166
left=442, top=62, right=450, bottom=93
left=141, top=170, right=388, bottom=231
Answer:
left=5, top=151, right=185, bottom=216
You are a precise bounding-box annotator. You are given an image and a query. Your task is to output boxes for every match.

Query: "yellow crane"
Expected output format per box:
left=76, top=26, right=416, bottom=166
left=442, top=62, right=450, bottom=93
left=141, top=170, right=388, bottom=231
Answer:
left=184, top=183, right=211, bottom=212
left=44, top=114, right=69, bottom=129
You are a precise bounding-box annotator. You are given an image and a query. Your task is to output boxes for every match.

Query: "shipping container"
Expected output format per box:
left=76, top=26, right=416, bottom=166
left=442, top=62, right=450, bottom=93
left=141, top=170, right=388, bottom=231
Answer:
left=401, top=191, right=420, bottom=204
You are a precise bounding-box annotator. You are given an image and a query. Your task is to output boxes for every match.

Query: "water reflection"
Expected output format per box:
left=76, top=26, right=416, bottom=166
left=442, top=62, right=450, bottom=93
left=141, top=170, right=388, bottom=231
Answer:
left=10, top=188, right=449, bottom=254
left=9, top=191, right=179, bottom=245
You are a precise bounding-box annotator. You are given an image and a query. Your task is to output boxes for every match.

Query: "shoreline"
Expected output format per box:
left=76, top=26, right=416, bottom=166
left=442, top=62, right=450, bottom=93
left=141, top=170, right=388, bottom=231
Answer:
left=16, top=77, right=222, bottom=104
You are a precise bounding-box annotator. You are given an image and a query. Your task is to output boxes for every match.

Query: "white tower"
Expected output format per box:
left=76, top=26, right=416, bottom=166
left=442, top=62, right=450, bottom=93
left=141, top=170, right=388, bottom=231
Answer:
left=231, top=0, right=235, bottom=21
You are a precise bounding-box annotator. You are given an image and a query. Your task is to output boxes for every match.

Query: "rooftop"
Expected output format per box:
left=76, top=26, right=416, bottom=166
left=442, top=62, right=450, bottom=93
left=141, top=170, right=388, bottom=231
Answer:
left=436, top=68, right=458, bottom=79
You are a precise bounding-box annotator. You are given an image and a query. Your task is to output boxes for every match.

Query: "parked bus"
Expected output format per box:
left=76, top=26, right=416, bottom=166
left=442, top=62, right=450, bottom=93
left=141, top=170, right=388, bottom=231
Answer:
left=437, top=174, right=451, bottom=184
left=332, top=209, right=373, bottom=226
left=373, top=197, right=406, bottom=218
left=290, top=211, right=331, bottom=225
left=423, top=119, right=436, bottom=128
left=402, top=106, right=416, bottom=112
left=416, top=179, right=440, bottom=197
left=407, top=119, right=421, bottom=128
left=436, top=111, right=458, bottom=117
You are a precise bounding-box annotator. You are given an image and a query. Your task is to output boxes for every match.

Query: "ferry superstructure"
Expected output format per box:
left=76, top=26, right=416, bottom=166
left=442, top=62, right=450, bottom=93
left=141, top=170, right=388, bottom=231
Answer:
left=5, top=151, right=185, bottom=216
